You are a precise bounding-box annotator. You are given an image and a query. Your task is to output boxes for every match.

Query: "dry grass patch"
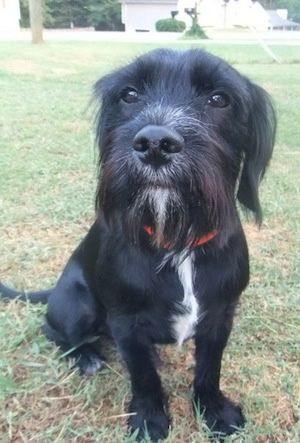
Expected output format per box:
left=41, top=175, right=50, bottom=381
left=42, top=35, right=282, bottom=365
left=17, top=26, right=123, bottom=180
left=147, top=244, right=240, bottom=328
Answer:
left=2, top=59, right=39, bottom=75
left=0, top=219, right=92, bottom=288
left=50, top=68, right=76, bottom=76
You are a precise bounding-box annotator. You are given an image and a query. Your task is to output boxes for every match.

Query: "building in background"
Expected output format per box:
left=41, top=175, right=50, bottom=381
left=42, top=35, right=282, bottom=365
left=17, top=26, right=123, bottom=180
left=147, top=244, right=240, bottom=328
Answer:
left=198, top=0, right=299, bottom=31
left=119, top=0, right=178, bottom=32
left=119, top=0, right=299, bottom=32
left=0, top=0, right=20, bottom=32
left=264, top=9, right=300, bottom=30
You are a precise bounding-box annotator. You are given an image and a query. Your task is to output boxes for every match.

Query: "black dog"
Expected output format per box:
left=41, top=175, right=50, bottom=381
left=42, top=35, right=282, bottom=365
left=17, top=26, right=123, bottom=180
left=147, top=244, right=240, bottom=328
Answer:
left=0, top=48, right=276, bottom=441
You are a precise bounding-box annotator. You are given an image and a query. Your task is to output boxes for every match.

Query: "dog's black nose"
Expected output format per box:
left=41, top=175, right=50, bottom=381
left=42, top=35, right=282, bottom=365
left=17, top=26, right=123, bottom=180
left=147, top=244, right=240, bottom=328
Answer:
left=133, top=125, right=184, bottom=155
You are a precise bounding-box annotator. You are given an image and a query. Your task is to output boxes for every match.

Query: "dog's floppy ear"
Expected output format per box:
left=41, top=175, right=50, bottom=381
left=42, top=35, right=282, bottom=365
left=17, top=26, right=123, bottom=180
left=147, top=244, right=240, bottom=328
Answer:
left=237, top=81, right=276, bottom=224
left=93, top=74, right=116, bottom=149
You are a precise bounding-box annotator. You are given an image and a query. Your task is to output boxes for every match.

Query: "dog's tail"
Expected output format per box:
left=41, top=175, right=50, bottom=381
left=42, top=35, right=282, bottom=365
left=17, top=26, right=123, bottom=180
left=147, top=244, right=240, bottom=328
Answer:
left=0, top=282, right=51, bottom=304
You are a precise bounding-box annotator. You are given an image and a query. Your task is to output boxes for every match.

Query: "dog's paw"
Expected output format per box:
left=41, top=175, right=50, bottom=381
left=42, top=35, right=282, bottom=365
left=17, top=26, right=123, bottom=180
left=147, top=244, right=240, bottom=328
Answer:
left=128, top=397, right=170, bottom=442
left=194, top=391, right=245, bottom=439
left=72, top=344, right=104, bottom=376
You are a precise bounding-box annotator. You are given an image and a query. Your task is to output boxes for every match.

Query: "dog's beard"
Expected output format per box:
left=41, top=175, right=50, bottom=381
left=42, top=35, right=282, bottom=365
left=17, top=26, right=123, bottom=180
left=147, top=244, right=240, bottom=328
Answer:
left=97, top=159, right=236, bottom=251
left=126, top=187, right=186, bottom=248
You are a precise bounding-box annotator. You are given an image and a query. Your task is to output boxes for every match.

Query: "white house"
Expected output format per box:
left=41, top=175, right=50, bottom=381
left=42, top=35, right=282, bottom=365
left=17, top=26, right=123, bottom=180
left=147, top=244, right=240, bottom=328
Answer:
left=0, top=0, right=20, bottom=33
left=263, top=9, right=300, bottom=30
left=120, top=0, right=178, bottom=32
left=119, top=0, right=298, bottom=32
left=179, top=1, right=297, bottom=31
left=196, top=0, right=254, bottom=29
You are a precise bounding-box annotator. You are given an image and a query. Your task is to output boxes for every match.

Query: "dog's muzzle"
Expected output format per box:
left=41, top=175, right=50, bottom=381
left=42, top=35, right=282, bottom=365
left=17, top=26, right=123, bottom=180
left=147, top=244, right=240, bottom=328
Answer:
left=133, top=125, right=184, bottom=165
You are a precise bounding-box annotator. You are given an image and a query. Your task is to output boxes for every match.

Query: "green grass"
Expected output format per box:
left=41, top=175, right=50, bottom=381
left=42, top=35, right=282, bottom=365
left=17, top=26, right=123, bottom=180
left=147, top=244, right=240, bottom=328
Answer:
left=0, top=41, right=299, bottom=442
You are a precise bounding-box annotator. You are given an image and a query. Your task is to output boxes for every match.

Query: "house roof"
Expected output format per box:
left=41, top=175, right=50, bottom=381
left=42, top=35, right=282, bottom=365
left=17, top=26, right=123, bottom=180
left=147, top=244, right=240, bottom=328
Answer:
left=266, top=10, right=300, bottom=28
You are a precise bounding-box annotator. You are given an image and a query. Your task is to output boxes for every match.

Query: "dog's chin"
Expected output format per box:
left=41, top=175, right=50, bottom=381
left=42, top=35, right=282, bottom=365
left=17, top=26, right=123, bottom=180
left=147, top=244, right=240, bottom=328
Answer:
left=99, top=159, right=230, bottom=250
left=125, top=185, right=171, bottom=247
left=125, top=183, right=211, bottom=251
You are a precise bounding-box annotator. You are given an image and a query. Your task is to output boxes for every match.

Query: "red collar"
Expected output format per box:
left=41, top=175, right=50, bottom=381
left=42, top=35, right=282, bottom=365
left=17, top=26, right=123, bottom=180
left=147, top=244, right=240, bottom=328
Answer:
left=143, top=225, right=218, bottom=249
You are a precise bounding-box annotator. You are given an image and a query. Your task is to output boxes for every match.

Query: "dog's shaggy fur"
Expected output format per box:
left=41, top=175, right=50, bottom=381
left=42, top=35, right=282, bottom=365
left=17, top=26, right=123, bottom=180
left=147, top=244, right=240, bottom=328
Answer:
left=0, top=48, right=276, bottom=441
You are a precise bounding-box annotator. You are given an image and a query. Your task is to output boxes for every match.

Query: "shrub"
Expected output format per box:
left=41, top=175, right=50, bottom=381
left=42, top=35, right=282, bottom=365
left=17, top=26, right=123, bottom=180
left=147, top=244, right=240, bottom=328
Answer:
left=184, top=23, right=208, bottom=39
left=156, top=18, right=186, bottom=33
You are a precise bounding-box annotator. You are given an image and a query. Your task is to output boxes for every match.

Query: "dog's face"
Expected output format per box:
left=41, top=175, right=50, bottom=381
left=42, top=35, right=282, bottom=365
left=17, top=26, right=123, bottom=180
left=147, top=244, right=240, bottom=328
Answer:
left=95, top=49, right=276, bottom=250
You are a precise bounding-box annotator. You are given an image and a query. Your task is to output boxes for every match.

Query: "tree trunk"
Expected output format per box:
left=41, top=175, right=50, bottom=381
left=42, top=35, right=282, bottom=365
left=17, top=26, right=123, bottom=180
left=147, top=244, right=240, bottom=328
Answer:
left=29, top=0, right=43, bottom=43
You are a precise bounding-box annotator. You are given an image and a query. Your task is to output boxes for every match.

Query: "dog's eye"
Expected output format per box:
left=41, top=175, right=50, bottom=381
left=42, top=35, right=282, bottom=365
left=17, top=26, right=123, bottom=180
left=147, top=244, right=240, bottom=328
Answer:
left=121, top=87, right=139, bottom=104
left=207, top=93, right=230, bottom=108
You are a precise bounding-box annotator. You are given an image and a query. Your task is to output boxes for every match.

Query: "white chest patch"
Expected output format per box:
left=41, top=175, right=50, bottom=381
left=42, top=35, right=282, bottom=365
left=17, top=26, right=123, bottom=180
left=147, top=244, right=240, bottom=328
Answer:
left=172, top=252, right=200, bottom=346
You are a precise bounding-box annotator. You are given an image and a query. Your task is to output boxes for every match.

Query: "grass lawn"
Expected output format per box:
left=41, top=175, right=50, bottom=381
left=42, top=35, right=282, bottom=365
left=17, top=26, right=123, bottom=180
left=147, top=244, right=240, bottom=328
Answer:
left=0, top=41, right=299, bottom=442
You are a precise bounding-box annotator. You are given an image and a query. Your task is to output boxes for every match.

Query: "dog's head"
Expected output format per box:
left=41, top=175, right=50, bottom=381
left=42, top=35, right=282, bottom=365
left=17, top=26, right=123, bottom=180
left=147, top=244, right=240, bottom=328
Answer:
left=94, top=49, right=276, bottom=251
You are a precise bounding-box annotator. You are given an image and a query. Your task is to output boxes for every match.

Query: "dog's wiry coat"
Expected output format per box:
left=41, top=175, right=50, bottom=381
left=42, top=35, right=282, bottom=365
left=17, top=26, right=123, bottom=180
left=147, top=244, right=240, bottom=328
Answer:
left=0, top=48, right=276, bottom=442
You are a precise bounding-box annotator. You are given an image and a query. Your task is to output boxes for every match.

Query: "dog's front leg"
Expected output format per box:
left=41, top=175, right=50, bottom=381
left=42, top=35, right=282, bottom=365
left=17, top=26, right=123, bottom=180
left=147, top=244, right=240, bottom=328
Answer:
left=109, top=318, right=170, bottom=441
left=193, top=312, right=245, bottom=438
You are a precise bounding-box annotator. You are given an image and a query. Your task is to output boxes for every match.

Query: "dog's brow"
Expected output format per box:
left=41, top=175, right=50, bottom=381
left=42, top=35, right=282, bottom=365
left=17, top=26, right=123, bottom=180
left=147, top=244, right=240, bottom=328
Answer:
left=139, top=104, right=190, bottom=125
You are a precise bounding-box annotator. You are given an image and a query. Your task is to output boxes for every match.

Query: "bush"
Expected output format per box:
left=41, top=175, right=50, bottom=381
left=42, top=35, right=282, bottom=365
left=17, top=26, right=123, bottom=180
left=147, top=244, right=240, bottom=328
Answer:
left=156, top=18, right=186, bottom=33
left=184, top=23, right=208, bottom=39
